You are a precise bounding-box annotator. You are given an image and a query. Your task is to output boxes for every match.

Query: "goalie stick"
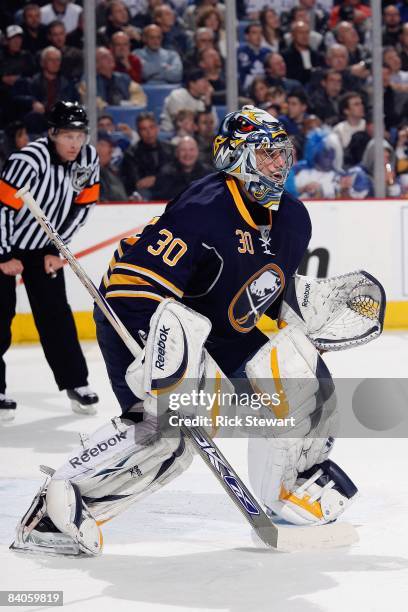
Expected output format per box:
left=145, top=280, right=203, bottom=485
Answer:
left=16, top=184, right=358, bottom=552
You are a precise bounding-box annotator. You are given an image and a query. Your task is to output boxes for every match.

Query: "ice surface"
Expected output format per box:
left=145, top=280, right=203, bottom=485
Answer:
left=1, top=333, right=408, bottom=612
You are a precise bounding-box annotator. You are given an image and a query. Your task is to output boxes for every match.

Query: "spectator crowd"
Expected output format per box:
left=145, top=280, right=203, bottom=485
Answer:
left=1, top=0, right=408, bottom=200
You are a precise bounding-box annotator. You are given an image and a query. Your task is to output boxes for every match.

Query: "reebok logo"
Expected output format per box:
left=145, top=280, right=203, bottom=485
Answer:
left=155, top=325, right=170, bottom=371
left=302, top=283, right=311, bottom=307
left=69, top=432, right=127, bottom=468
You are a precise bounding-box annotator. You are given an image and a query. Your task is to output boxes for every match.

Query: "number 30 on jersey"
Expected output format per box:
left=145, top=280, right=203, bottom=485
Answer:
left=236, top=229, right=254, bottom=254
left=147, top=229, right=187, bottom=266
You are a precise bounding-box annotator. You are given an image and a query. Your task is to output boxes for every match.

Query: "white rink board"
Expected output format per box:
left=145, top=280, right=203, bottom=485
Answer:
left=15, top=199, right=407, bottom=313
left=15, top=202, right=164, bottom=313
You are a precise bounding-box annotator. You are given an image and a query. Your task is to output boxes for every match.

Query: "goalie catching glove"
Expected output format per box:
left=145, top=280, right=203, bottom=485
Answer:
left=280, top=270, right=386, bottom=351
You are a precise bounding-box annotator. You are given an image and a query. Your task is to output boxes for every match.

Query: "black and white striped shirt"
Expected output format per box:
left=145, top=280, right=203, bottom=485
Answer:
left=0, top=137, right=100, bottom=262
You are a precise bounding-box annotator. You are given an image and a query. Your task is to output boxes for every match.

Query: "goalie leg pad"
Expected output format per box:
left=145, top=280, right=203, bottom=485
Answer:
left=12, top=414, right=194, bottom=556
left=52, top=413, right=193, bottom=522
left=246, top=325, right=355, bottom=525
left=81, top=432, right=193, bottom=523
left=245, top=324, right=336, bottom=443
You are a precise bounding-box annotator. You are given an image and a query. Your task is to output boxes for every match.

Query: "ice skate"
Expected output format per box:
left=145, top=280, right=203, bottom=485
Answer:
left=67, top=386, right=99, bottom=415
left=0, top=394, right=17, bottom=422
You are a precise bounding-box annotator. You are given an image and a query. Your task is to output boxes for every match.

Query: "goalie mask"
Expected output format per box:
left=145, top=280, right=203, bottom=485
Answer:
left=213, top=105, right=293, bottom=209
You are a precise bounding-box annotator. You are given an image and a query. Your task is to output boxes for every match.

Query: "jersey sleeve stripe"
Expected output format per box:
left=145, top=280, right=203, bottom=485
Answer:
left=109, top=255, right=117, bottom=271
left=124, top=236, right=140, bottom=246
left=112, top=262, right=184, bottom=297
left=108, top=273, right=153, bottom=287
left=74, top=183, right=100, bottom=204
left=0, top=180, right=24, bottom=210
left=106, top=290, right=163, bottom=302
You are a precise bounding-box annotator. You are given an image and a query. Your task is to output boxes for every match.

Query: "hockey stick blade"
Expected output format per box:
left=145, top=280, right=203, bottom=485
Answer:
left=275, top=521, right=359, bottom=552
left=184, top=425, right=358, bottom=551
left=17, top=185, right=358, bottom=552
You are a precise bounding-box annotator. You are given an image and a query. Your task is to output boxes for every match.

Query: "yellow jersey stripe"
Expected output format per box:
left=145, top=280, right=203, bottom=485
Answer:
left=109, top=255, right=117, bottom=271
left=226, top=177, right=258, bottom=230
left=112, top=263, right=183, bottom=297
left=226, top=177, right=273, bottom=231
left=124, top=236, right=140, bottom=246
left=106, top=290, right=163, bottom=302
left=108, top=273, right=152, bottom=287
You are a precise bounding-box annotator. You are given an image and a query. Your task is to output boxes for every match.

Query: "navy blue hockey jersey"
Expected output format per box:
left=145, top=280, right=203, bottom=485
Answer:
left=100, top=173, right=311, bottom=374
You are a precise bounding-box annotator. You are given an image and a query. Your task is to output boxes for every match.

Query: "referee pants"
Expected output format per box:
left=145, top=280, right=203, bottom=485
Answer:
left=0, top=250, right=88, bottom=394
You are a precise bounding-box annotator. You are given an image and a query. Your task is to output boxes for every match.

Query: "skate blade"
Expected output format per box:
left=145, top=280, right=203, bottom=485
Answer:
left=9, top=540, right=86, bottom=558
left=71, top=400, right=97, bottom=416
left=0, top=409, right=16, bottom=422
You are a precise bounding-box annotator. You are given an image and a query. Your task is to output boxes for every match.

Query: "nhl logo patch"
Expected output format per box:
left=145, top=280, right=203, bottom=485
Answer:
left=72, top=165, right=92, bottom=191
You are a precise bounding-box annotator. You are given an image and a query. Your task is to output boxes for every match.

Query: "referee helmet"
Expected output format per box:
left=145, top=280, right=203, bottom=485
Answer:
left=48, top=101, right=89, bottom=133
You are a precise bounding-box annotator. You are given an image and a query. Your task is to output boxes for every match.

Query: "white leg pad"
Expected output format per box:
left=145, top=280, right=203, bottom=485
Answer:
left=50, top=413, right=193, bottom=524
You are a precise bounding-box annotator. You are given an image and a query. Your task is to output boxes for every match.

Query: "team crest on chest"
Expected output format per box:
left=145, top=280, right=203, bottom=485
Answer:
left=71, top=164, right=92, bottom=191
left=228, top=263, right=285, bottom=333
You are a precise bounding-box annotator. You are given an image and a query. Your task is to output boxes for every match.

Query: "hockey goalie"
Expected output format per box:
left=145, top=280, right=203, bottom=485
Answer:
left=11, top=106, right=385, bottom=556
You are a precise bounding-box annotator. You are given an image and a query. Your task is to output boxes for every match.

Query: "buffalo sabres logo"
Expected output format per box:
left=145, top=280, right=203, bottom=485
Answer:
left=228, top=264, right=284, bottom=332
left=72, top=164, right=92, bottom=191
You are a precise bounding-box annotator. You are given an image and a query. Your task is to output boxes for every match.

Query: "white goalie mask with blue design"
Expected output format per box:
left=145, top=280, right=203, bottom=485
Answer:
left=213, top=105, right=294, bottom=210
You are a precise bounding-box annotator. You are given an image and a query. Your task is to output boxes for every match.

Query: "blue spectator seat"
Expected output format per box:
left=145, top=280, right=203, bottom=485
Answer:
left=104, top=105, right=147, bottom=128
left=158, top=131, right=174, bottom=141
left=143, top=84, right=178, bottom=120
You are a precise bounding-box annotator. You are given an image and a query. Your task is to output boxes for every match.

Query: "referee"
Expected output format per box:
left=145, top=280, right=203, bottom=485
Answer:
left=0, top=101, right=100, bottom=421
